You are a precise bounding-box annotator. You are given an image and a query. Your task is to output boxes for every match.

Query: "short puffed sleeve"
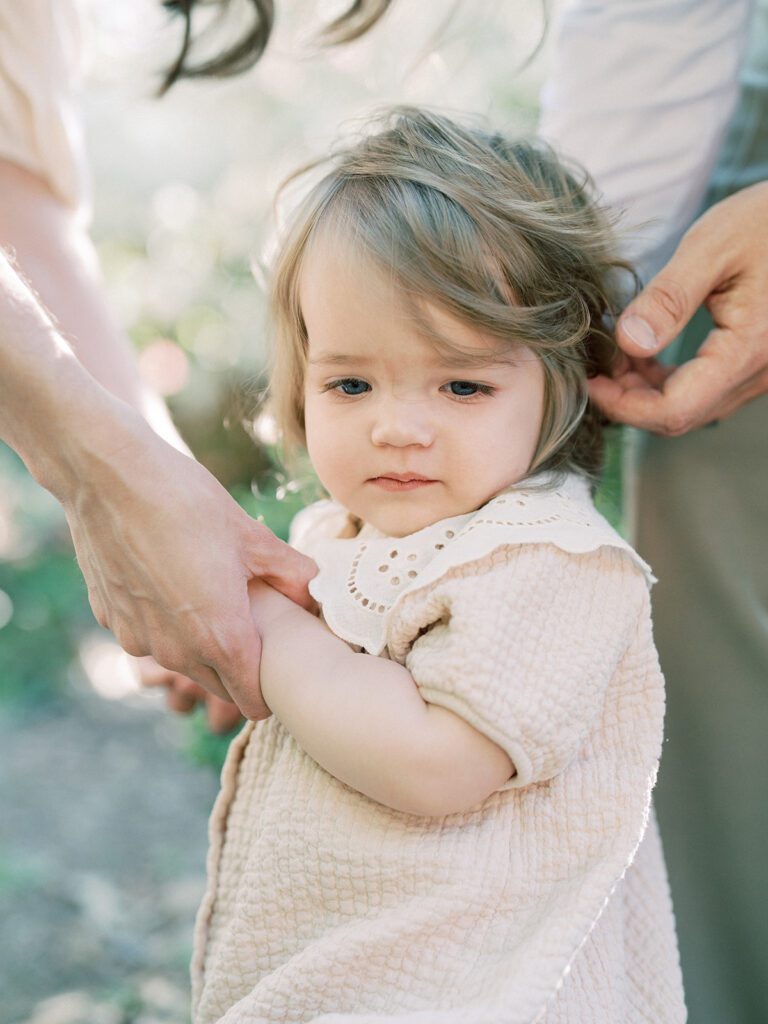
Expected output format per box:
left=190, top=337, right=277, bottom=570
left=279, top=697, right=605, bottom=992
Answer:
left=391, top=543, right=657, bottom=791
left=288, top=499, right=355, bottom=555
left=0, top=1, right=88, bottom=209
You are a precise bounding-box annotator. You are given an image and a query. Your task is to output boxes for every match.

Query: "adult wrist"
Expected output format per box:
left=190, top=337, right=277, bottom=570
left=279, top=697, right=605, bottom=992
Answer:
left=0, top=252, right=148, bottom=499
left=23, top=356, right=157, bottom=506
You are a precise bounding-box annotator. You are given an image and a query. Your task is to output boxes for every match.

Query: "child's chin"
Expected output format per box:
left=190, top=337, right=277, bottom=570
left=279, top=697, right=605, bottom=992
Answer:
left=369, top=507, right=448, bottom=538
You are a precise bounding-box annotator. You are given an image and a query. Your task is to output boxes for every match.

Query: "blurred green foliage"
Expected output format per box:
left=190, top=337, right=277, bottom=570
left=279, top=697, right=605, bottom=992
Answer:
left=594, top=426, right=624, bottom=529
left=0, top=447, right=87, bottom=710
left=182, top=709, right=239, bottom=769
left=0, top=550, right=89, bottom=711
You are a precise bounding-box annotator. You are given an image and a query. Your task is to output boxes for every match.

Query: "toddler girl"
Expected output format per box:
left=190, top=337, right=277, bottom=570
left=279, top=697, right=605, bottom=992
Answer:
left=191, top=108, right=685, bottom=1023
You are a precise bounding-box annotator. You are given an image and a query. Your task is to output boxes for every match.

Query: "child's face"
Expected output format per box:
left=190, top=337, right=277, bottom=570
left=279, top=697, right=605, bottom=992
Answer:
left=300, top=235, right=545, bottom=537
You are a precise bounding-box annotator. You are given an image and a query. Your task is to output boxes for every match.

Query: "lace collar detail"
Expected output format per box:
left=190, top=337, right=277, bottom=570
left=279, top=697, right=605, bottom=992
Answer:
left=304, top=473, right=654, bottom=657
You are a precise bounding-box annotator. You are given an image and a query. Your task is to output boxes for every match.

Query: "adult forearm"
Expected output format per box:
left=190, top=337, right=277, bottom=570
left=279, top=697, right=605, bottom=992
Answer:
left=0, top=159, right=187, bottom=451
left=0, top=251, right=108, bottom=495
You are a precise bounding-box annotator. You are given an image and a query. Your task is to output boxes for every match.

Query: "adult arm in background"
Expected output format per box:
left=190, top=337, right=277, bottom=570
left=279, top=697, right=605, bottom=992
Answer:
left=0, top=159, right=187, bottom=449
left=0, top=3, right=315, bottom=725
left=539, top=0, right=760, bottom=434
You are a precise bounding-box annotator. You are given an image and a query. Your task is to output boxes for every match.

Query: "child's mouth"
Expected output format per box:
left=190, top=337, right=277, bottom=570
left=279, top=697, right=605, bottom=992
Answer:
left=369, top=476, right=438, bottom=492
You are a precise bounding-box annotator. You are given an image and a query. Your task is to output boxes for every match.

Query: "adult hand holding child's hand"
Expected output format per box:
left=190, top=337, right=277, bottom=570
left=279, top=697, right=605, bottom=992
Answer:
left=60, top=413, right=317, bottom=721
left=589, top=182, right=768, bottom=434
left=132, top=540, right=317, bottom=727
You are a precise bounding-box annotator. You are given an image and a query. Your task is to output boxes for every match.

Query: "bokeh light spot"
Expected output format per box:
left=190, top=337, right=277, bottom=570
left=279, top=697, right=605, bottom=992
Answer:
left=138, top=338, right=190, bottom=396
left=79, top=634, right=140, bottom=701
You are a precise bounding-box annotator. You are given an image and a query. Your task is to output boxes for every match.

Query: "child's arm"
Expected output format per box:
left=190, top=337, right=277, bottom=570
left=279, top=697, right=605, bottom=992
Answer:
left=252, top=542, right=651, bottom=818
left=250, top=581, right=515, bottom=817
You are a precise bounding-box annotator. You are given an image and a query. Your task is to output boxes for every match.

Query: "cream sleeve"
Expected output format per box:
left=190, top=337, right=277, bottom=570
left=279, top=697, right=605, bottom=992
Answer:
left=400, top=543, right=652, bottom=790
left=0, top=0, right=89, bottom=210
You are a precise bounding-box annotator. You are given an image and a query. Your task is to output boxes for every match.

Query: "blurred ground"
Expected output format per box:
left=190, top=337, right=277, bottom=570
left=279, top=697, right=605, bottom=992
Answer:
left=0, top=687, right=220, bottom=1024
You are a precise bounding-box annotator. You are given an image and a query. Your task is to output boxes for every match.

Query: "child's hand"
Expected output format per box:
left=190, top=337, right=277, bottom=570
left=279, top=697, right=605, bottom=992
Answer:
left=134, top=655, right=244, bottom=733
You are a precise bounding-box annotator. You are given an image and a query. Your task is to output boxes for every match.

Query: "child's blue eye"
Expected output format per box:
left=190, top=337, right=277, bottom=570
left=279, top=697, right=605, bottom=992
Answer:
left=444, top=381, right=494, bottom=398
left=330, top=378, right=370, bottom=396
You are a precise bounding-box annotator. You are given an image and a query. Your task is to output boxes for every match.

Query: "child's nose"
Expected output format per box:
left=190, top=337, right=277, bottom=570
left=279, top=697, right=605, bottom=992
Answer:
left=370, top=397, right=434, bottom=448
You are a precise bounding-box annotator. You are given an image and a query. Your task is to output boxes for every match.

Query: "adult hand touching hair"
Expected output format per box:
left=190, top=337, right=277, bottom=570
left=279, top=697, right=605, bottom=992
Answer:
left=589, top=182, right=768, bottom=435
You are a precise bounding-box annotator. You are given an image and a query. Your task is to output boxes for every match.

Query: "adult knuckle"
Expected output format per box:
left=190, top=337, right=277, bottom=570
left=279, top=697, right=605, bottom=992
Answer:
left=152, top=643, right=188, bottom=677
left=220, top=656, right=266, bottom=720
left=209, top=616, right=256, bottom=667
left=115, top=629, right=146, bottom=658
left=92, top=604, right=109, bottom=631
left=647, top=277, right=689, bottom=325
left=240, top=697, right=269, bottom=723
left=661, top=407, right=696, bottom=437
left=193, top=627, right=229, bottom=670
left=743, top=340, right=768, bottom=377
left=85, top=586, right=107, bottom=625
left=249, top=521, right=282, bottom=562
left=217, top=651, right=252, bottom=700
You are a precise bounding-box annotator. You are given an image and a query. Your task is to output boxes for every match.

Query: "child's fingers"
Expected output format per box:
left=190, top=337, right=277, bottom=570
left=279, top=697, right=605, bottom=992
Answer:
left=132, top=655, right=211, bottom=716
left=165, top=684, right=199, bottom=715
left=167, top=674, right=223, bottom=716
left=166, top=675, right=243, bottom=729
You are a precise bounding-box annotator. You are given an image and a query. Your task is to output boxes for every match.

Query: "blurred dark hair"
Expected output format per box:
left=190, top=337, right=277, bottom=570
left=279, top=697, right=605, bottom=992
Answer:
left=160, top=0, right=394, bottom=94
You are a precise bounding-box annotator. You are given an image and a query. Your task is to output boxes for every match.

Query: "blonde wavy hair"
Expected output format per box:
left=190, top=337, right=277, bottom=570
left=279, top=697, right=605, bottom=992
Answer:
left=268, top=107, right=632, bottom=480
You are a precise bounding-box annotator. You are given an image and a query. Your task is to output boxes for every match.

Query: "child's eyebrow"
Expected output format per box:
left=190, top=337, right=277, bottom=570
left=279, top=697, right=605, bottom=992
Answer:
left=308, top=352, right=519, bottom=369
left=437, top=352, right=520, bottom=370
left=308, top=354, right=376, bottom=366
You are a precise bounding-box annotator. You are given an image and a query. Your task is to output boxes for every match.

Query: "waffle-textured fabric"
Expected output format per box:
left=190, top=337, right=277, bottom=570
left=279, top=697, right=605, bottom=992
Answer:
left=191, top=476, right=685, bottom=1023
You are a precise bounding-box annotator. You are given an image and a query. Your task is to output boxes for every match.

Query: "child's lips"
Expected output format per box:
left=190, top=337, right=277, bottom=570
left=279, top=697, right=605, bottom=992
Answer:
left=368, top=475, right=438, bottom=492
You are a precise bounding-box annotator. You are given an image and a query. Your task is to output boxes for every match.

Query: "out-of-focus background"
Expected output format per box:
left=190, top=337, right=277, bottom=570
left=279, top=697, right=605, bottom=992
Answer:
left=0, top=2, right=619, bottom=1021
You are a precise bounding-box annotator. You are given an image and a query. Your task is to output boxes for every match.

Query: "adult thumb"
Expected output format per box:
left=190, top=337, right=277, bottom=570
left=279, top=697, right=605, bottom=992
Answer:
left=242, top=516, right=317, bottom=600
left=617, top=241, right=719, bottom=359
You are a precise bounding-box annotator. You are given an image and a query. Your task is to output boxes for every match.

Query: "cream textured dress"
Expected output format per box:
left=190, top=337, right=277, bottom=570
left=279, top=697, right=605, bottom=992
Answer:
left=192, top=474, right=685, bottom=1023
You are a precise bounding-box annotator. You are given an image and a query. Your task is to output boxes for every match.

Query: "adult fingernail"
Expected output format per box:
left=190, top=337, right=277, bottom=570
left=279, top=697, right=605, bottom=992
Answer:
left=621, top=315, right=658, bottom=352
